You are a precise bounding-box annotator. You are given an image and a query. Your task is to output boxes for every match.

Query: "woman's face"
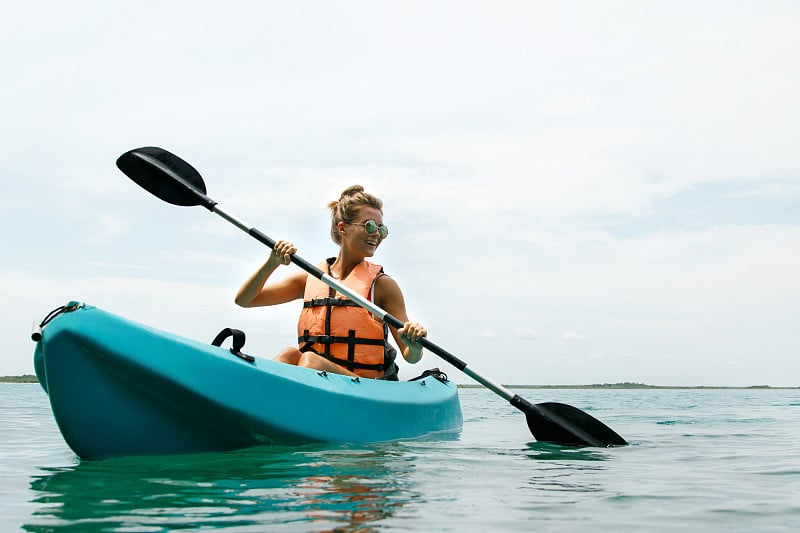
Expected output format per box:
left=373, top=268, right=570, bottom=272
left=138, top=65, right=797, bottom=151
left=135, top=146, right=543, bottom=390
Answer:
left=340, top=206, right=385, bottom=257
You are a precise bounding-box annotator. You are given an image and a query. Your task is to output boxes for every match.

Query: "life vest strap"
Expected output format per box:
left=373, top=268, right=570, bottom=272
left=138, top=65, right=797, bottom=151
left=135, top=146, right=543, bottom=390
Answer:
left=299, top=345, right=391, bottom=371
left=303, top=297, right=360, bottom=308
left=298, top=333, right=385, bottom=347
left=299, top=328, right=389, bottom=372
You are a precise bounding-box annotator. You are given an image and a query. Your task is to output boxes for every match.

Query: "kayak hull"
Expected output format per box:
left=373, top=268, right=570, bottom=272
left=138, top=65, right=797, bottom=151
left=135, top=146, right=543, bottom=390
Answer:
left=33, top=304, right=462, bottom=460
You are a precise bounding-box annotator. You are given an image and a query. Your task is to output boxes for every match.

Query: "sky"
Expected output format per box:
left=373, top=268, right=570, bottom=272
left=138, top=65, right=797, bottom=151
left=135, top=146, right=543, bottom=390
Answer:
left=2, top=1, right=798, bottom=386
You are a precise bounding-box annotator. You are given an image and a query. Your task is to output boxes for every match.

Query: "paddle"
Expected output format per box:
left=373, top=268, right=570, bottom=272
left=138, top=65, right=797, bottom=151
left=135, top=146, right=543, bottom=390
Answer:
left=116, top=146, right=628, bottom=447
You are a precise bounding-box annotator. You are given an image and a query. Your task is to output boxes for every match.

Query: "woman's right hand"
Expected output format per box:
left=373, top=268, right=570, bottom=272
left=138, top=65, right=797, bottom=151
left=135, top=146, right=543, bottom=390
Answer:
left=236, top=239, right=302, bottom=308
left=271, top=240, right=297, bottom=265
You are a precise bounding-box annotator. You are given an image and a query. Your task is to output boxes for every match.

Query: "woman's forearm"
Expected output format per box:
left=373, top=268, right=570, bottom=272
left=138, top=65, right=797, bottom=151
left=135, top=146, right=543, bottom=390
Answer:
left=234, top=257, right=280, bottom=307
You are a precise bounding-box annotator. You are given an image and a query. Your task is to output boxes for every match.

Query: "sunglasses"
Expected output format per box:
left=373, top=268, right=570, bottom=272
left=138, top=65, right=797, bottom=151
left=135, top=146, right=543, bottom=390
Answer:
left=349, top=219, right=389, bottom=239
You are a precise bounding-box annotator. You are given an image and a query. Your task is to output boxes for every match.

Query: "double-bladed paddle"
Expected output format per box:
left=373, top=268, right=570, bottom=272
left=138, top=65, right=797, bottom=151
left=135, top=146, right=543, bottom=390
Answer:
left=116, top=146, right=627, bottom=447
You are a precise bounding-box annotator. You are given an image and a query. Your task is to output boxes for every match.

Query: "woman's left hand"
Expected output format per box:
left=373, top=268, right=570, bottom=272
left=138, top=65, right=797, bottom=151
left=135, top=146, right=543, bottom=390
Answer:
left=399, top=322, right=427, bottom=346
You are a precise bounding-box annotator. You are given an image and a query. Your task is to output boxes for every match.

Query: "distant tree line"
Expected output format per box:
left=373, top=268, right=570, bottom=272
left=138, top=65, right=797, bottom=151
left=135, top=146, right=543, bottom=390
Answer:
left=459, top=382, right=795, bottom=389
left=0, top=375, right=38, bottom=383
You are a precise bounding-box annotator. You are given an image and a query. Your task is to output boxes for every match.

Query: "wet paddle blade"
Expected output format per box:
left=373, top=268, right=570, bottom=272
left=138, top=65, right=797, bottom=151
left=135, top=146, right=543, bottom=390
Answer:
left=116, top=147, right=207, bottom=207
left=529, top=402, right=627, bottom=446
left=513, top=396, right=627, bottom=446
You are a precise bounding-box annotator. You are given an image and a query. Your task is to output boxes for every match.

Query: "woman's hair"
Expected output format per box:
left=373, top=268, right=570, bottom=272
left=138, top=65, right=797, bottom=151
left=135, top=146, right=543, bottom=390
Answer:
left=328, top=185, right=383, bottom=244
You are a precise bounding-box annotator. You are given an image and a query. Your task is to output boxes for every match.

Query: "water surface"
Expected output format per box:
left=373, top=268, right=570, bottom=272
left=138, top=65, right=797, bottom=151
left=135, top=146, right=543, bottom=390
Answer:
left=2, top=384, right=798, bottom=531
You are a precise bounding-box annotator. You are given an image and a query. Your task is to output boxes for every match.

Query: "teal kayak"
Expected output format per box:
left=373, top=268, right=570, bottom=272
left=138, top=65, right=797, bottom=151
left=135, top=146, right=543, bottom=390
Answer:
left=33, top=303, right=462, bottom=460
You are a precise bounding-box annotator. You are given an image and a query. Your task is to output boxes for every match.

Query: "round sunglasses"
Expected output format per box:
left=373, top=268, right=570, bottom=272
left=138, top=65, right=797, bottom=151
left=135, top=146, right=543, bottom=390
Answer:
left=348, top=219, right=389, bottom=239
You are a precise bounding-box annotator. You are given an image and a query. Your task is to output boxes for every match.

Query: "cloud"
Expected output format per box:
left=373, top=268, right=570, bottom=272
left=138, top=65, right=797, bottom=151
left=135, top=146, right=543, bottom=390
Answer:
left=727, top=182, right=800, bottom=200
left=562, top=331, right=586, bottom=341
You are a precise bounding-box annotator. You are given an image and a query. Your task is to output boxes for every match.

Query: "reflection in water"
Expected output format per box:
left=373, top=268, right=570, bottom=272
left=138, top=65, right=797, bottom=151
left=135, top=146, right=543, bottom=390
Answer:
left=24, top=443, right=418, bottom=532
left=523, top=441, right=614, bottom=462
left=522, top=441, right=610, bottom=501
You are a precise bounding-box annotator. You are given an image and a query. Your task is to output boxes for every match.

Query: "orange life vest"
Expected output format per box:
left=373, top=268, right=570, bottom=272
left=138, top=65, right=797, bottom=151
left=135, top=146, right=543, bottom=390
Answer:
left=297, top=258, right=396, bottom=379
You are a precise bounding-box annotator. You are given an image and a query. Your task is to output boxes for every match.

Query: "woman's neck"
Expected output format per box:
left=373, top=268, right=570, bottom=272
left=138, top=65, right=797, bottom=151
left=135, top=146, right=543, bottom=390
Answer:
left=331, top=253, right=363, bottom=279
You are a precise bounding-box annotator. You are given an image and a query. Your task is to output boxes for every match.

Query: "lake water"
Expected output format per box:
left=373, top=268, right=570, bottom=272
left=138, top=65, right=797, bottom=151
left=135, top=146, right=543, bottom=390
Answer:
left=2, top=383, right=799, bottom=532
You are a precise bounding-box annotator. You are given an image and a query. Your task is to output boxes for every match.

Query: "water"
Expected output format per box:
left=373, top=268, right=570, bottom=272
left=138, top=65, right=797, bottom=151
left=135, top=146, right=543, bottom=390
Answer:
left=2, top=384, right=799, bottom=532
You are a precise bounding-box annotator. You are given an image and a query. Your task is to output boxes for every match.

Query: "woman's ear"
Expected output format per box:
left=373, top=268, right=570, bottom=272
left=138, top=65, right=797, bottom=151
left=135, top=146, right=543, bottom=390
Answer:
left=337, top=221, right=345, bottom=234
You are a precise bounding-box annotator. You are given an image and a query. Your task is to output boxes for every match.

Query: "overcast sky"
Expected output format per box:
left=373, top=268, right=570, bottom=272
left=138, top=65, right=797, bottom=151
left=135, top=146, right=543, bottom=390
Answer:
left=2, top=1, right=798, bottom=386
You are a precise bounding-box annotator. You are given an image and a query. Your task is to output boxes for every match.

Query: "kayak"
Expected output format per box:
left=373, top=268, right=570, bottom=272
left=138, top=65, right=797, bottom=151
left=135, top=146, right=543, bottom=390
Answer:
left=33, top=302, right=462, bottom=460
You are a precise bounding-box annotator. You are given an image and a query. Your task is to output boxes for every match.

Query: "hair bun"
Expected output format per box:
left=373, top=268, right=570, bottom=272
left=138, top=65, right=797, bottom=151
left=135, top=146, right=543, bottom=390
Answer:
left=340, top=185, right=365, bottom=200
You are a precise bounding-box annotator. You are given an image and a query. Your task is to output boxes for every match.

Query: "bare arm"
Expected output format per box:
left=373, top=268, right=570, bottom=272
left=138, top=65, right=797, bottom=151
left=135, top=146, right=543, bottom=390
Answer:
left=374, top=275, right=426, bottom=364
left=235, top=240, right=306, bottom=307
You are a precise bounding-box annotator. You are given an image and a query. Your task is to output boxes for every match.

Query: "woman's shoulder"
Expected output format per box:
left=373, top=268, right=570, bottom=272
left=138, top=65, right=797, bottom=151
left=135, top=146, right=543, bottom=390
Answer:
left=374, top=271, right=401, bottom=296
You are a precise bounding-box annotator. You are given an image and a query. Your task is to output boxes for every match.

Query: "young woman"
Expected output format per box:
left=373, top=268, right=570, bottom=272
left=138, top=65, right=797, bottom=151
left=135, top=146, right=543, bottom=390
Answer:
left=235, top=185, right=426, bottom=380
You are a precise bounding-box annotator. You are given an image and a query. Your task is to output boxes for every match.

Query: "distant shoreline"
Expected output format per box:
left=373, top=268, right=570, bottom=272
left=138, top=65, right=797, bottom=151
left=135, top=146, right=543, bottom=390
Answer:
left=1, top=375, right=796, bottom=389
left=458, top=383, right=799, bottom=390
left=0, top=375, right=38, bottom=383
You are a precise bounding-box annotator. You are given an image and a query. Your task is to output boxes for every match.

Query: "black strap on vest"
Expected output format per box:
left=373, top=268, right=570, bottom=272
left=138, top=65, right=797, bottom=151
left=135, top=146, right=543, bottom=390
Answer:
left=299, top=329, right=388, bottom=371
left=211, top=328, right=255, bottom=363
left=303, top=298, right=360, bottom=308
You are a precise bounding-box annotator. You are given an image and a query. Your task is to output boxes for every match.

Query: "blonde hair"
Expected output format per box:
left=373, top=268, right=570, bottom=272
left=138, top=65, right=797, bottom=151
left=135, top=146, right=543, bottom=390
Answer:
left=328, top=185, right=383, bottom=244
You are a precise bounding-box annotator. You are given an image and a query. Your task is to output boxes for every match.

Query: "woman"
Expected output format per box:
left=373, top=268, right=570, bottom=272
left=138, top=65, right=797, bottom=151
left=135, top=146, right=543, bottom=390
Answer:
left=235, top=185, right=426, bottom=380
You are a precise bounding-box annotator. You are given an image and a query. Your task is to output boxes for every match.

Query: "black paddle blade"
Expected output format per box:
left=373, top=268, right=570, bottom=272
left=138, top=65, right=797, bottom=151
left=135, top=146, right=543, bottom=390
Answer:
left=116, top=147, right=209, bottom=207
left=513, top=396, right=627, bottom=447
